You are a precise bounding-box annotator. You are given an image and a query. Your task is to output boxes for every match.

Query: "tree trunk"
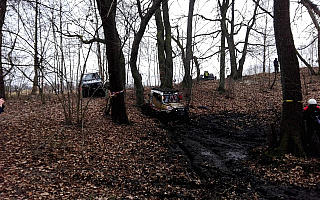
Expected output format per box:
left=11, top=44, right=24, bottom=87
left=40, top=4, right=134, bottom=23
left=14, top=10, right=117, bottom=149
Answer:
left=97, top=41, right=103, bottom=79
left=130, top=0, right=163, bottom=106
left=227, top=0, right=238, bottom=79
left=262, top=16, right=267, bottom=74
left=296, top=49, right=316, bottom=75
left=318, top=31, right=320, bottom=73
left=237, top=0, right=260, bottom=78
left=93, top=0, right=104, bottom=81
left=31, top=0, right=39, bottom=95
left=96, top=0, right=129, bottom=124
left=155, top=8, right=166, bottom=88
left=183, top=0, right=195, bottom=106
left=273, top=0, right=305, bottom=157
left=218, top=0, right=227, bottom=92
left=194, top=56, right=200, bottom=82
left=163, top=0, right=173, bottom=88
left=218, top=34, right=226, bottom=92
left=0, top=0, right=7, bottom=99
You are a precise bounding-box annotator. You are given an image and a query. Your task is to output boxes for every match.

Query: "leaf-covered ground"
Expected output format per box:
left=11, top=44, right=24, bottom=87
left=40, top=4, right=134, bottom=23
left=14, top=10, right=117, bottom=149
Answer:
left=1, top=69, right=320, bottom=199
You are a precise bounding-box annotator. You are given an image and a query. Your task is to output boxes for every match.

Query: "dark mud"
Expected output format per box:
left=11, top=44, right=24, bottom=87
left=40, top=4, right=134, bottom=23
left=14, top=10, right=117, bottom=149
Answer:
left=165, top=112, right=320, bottom=199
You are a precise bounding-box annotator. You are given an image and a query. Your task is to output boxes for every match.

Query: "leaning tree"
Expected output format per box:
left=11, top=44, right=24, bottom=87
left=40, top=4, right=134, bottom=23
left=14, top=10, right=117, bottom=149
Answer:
left=130, top=0, right=163, bottom=106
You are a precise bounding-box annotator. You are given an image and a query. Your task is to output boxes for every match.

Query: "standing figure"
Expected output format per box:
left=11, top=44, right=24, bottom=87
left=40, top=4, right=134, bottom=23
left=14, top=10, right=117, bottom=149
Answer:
left=303, top=99, right=320, bottom=152
left=0, top=98, right=5, bottom=114
left=204, top=71, right=209, bottom=79
left=274, top=58, right=279, bottom=73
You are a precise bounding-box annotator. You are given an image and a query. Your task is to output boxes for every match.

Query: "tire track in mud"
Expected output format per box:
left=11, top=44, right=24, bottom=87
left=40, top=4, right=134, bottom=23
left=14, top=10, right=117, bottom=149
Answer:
left=165, top=113, right=320, bottom=199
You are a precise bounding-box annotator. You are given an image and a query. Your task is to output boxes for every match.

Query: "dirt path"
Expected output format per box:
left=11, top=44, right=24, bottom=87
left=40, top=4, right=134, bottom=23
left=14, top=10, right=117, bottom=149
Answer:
left=165, top=112, right=320, bottom=199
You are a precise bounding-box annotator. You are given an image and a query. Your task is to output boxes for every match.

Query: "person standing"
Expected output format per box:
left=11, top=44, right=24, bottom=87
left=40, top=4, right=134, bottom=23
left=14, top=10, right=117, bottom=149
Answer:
left=204, top=71, right=209, bottom=79
left=274, top=58, right=279, bottom=73
left=303, top=99, right=320, bottom=135
left=303, top=99, right=320, bottom=153
left=0, top=98, right=5, bottom=114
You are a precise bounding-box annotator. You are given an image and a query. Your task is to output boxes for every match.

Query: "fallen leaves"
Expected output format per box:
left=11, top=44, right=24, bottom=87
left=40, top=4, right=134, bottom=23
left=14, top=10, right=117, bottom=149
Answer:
left=0, top=95, right=204, bottom=199
left=1, top=68, right=320, bottom=199
left=249, top=153, right=320, bottom=188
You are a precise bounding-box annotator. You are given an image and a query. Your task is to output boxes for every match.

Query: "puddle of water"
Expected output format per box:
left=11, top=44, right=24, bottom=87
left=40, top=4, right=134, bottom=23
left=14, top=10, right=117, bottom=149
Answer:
left=200, top=151, right=226, bottom=169
left=226, top=151, right=246, bottom=160
left=201, top=151, right=213, bottom=156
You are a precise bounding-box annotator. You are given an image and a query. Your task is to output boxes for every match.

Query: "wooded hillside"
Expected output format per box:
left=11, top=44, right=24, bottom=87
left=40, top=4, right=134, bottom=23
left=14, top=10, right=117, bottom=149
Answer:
left=1, top=69, right=320, bottom=199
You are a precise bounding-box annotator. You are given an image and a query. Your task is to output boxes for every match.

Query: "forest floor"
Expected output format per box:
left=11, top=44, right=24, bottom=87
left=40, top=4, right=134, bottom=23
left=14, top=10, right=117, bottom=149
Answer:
left=1, top=68, right=320, bottom=199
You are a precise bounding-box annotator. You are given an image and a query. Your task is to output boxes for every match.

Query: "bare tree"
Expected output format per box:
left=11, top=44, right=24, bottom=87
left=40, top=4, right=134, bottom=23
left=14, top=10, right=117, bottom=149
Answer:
left=162, top=0, right=173, bottom=88
left=219, top=0, right=261, bottom=79
left=96, top=0, right=129, bottom=124
left=155, top=7, right=166, bottom=87
left=31, top=0, right=39, bottom=95
left=225, top=0, right=237, bottom=79
left=237, top=0, right=260, bottom=77
left=155, top=1, right=173, bottom=89
left=273, top=0, right=305, bottom=157
left=301, top=0, right=320, bottom=73
left=183, top=0, right=195, bottom=106
left=217, top=0, right=227, bottom=92
left=130, top=0, right=163, bottom=106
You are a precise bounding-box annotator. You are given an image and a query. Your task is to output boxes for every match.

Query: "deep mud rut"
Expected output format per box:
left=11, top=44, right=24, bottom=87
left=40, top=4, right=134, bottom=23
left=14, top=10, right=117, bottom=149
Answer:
left=164, top=112, right=320, bottom=199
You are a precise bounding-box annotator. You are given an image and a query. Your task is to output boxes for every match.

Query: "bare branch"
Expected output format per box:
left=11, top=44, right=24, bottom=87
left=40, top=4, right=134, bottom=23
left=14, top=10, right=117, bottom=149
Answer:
left=59, top=31, right=107, bottom=44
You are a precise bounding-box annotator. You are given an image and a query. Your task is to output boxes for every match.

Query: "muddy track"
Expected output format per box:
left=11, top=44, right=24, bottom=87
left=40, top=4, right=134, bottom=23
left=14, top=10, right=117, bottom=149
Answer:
left=164, top=112, right=320, bottom=199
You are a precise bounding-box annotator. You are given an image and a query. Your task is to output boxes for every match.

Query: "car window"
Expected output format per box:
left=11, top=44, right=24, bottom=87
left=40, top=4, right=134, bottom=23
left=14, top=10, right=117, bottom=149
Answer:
left=83, top=73, right=101, bottom=81
left=83, top=74, right=93, bottom=81
left=163, top=95, right=171, bottom=103
left=163, top=94, right=179, bottom=103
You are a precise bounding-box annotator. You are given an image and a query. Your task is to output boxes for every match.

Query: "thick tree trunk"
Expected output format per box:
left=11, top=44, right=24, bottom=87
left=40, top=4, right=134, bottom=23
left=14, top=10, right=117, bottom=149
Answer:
left=0, top=0, right=7, bottom=99
left=162, top=0, right=173, bottom=88
left=96, top=0, right=129, bottom=124
left=155, top=8, right=166, bottom=88
left=274, top=0, right=305, bottom=157
left=227, top=38, right=237, bottom=78
left=183, top=0, right=195, bottom=106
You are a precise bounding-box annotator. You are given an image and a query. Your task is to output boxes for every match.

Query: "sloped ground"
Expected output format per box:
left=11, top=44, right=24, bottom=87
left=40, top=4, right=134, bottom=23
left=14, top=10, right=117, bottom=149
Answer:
left=0, top=96, right=206, bottom=199
left=1, top=69, right=320, bottom=199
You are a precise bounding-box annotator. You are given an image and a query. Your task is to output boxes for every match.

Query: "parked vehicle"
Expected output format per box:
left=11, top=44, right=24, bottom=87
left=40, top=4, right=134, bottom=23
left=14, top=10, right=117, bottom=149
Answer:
left=141, top=87, right=189, bottom=123
left=81, top=73, right=108, bottom=98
